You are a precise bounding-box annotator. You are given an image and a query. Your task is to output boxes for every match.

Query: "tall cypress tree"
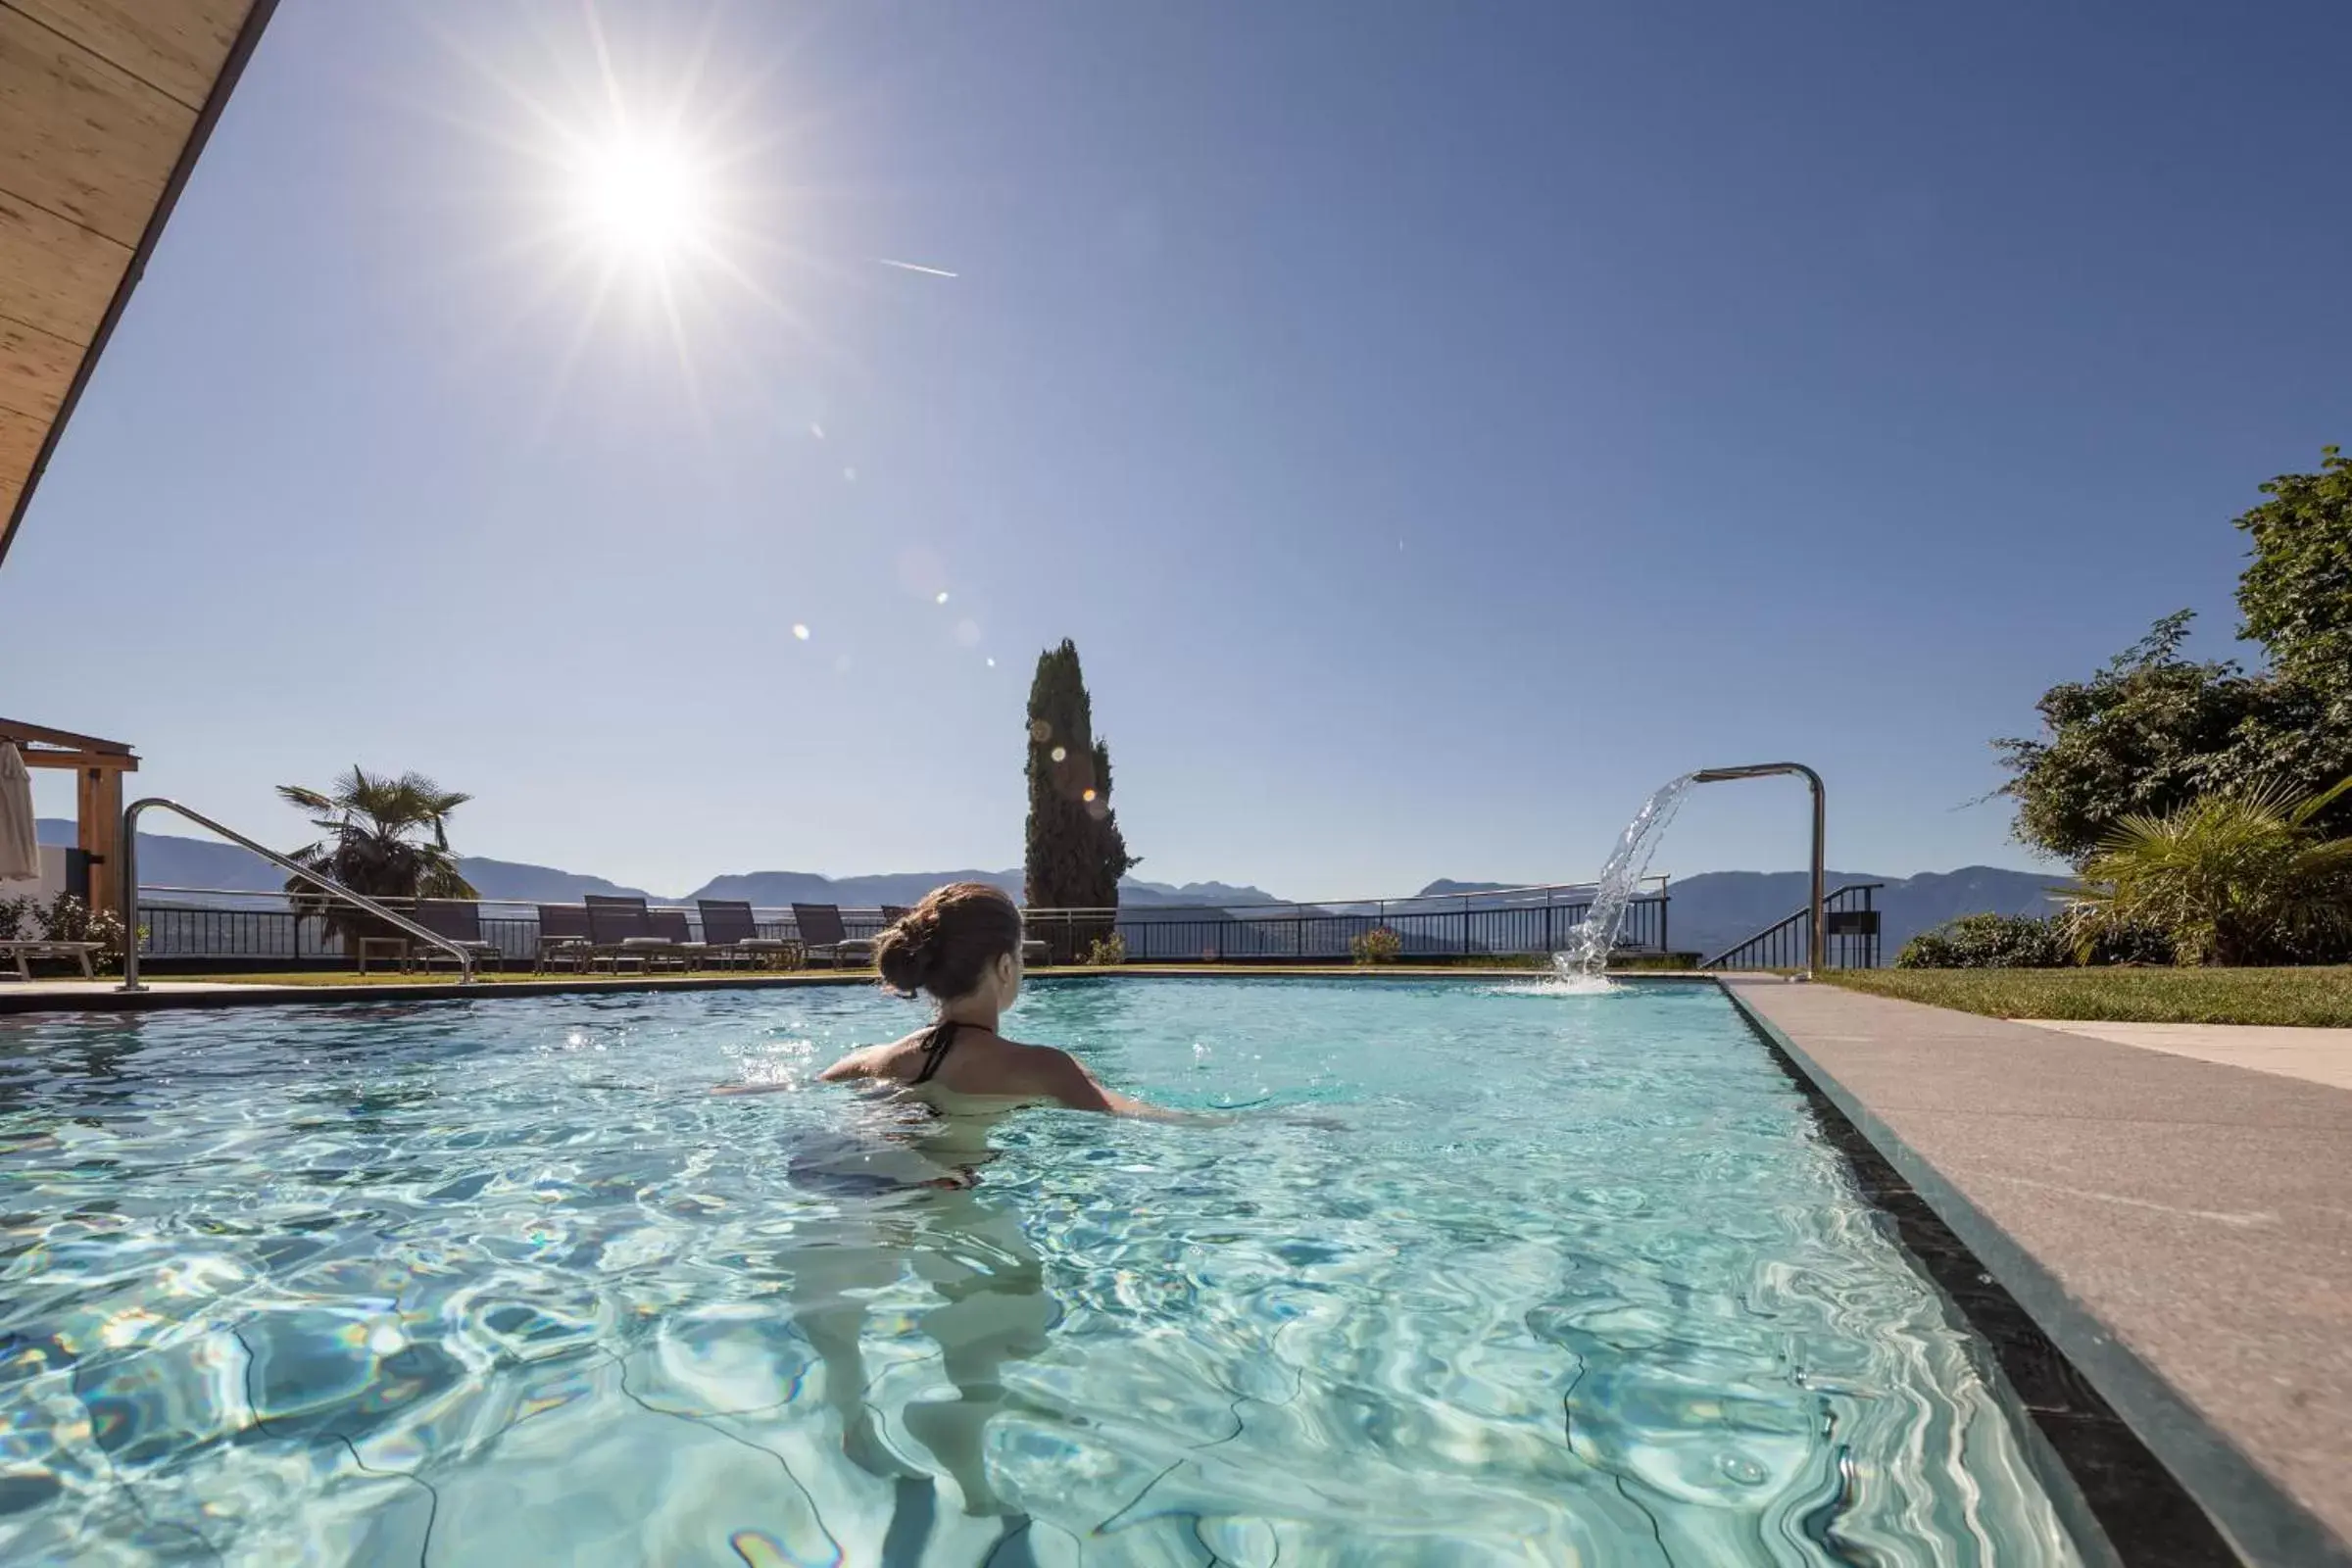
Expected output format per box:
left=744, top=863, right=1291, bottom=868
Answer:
left=1024, top=640, right=1138, bottom=956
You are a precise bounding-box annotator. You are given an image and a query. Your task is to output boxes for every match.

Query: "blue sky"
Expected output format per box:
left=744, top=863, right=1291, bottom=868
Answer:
left=5, top=1, right=2347, bottom=898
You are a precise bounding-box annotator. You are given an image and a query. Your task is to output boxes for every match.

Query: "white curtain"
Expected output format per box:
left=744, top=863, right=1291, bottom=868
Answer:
left=0, top=742, right=37, bottom=883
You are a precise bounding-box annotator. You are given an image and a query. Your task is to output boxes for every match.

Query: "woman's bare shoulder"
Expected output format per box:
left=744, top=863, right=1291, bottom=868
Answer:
left=994, top=1037, right=1075, bottom=1070
left=991, top=1041, right=1118, bottom=1108
left=818, top=1034, right=921, bottom=1083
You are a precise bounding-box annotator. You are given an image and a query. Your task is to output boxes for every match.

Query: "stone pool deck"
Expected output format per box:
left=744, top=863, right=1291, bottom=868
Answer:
left=1727, top=979, right=2352, bottom=1566
left=2022, top=1020, right=2352, bottom=1094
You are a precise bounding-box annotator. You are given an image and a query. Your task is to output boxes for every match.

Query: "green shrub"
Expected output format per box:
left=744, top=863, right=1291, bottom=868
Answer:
left=2066, top=777, right=2352, bottom=965
left=1082, top=933, right=1127, bottom=966
left=1896, top=908, right=2180, bottom=969
left=1351, top=926, right=1403, bottom=965
left=1896, top=912, right=2074, bottom=969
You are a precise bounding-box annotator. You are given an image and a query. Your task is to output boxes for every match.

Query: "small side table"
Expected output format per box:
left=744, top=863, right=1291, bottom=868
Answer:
left=357, top=937, right=410, bottom=974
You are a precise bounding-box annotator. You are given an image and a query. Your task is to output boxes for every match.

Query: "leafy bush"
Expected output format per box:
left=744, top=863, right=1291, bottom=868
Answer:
left=2073, top=919, right=2176, bottom=967
left=1083, top=933, right=1127, bottom=966
left=2, top=893, right=131, bottom=973
left=1350, top=926, right=1402, bottom=965
left=1895, top=912, right=2074, bottom=969
left=1895, top=909, right=2176, bottom=968
left=2064, top=777, right=2352, bottom=965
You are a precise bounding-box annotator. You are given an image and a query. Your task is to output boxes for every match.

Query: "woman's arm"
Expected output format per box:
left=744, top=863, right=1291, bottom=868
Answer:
left=716, top=1046, right=877, bottom=1095
left=1012, top=1045, right=1228, bottom=1123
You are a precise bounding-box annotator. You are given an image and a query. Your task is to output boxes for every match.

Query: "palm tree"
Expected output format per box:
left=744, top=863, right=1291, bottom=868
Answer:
left=278, top=768, right=477, bottom=946
left=2064, top=776, right=2352, bottom=965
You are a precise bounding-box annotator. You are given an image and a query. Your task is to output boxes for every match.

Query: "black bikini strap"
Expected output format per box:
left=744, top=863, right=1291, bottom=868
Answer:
left=910, top=1019, right=960, bottom=1086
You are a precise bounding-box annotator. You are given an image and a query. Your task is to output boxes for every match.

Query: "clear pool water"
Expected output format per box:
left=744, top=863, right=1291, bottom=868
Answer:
left=1, top=978, right=2088, bottom=1565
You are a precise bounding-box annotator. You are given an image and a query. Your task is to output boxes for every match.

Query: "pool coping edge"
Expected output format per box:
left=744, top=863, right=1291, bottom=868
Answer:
left=1717, top=977, right=2349, bottom=1568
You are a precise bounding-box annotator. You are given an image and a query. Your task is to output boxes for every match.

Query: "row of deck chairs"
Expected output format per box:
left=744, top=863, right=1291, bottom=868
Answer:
left=400, top=896, right=907, bottom=974
left=391, top=897, right=1050, bottom=975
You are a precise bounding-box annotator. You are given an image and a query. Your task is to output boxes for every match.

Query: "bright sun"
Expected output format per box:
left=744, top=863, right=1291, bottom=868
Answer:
left=568, top=130, right=711, bottom=264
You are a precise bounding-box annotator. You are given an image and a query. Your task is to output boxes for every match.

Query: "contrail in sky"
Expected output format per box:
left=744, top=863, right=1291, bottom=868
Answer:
left=875, top=258, right=960, bottom=278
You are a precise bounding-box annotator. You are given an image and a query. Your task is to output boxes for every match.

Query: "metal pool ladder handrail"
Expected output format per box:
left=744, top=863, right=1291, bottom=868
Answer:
left=118, top=798, right=475, bottom=991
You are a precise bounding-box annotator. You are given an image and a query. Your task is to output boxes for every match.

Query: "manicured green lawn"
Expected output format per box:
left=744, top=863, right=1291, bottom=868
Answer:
left=1821, top=966, right=2352, bottom=1028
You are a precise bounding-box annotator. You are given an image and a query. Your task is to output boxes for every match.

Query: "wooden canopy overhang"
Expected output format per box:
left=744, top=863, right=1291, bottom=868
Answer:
left=1, top=0, right=277, bottom=566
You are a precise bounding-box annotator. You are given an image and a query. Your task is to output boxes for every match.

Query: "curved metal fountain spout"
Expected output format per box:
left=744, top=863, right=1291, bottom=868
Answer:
left=1690, top=763, right=1825, bottom=979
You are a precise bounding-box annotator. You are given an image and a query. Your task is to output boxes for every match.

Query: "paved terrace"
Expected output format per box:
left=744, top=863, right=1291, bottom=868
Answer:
left=2023, top=1020, right=2352, bottom=1095
left=1728, top=980, right=2352, bottom=1567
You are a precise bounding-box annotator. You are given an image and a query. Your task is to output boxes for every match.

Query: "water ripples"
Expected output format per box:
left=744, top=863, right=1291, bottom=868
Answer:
left=0, top=981, right=2086, bottom=1563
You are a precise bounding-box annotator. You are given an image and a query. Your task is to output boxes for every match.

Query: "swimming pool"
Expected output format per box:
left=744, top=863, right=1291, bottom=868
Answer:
left=1, top=978, right=2090, bottom=1564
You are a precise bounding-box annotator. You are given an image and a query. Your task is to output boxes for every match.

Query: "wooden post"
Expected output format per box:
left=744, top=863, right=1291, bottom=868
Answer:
left=81, top=766, right=124, bottom=916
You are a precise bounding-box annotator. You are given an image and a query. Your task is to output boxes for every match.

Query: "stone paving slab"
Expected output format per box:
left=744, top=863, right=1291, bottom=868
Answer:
left=2025, top=1020, right=2352, bottom=1093
left=1727, top=979, right=2352, bottom=1566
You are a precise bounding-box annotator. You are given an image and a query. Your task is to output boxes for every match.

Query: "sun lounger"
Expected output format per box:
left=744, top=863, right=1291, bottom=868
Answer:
left=584, top=895, right=685, bottom=972
left=410, top=900, right=505, bottom=974
left=791, top=904, right=875, bottom=969
left=535, top=904, right=594, bottom=973
left=697, top=901, right=799, bottom=969
left=1, top=940, right=105, bottom=980
left=647, top=908, right=710, bottom=970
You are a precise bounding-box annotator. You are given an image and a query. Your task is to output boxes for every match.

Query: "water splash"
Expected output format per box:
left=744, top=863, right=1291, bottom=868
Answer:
left=1555, top=774, right=1695, bottom=981
left=1488, top=973, right=1622, bottom=998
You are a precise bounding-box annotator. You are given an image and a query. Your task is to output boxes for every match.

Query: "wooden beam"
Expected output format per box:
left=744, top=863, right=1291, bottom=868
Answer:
left=77, top=762, right=123, bottom=916
left=0, top=715, right=135, bottom=753
left=20, top=748, right=137, bottom=770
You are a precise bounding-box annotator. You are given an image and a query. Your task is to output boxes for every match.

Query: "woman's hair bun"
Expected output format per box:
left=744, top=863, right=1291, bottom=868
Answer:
left=873, top=882, right=1024, bottom=1002
left=875, top=906, right=942, bottom=993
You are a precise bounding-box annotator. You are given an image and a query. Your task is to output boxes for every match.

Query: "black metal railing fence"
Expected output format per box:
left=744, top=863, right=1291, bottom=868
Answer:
left=1696, top=883, right=1883, bottom=971
left=131, top=878, right=1672, bottom=967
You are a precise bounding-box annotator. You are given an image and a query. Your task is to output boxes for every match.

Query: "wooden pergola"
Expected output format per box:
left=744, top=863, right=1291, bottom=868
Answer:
left=1, top=0, right=278, bottom=564
left=1, top=716, right=137, bottom=914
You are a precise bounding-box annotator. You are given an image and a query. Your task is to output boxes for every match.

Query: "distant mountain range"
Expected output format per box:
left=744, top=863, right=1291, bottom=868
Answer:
left=34, top=821, right=1280, bottom=910
left=41, top=818, right=2061, bottom=961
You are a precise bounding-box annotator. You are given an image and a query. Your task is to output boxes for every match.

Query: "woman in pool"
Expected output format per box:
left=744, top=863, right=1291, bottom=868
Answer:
left=720, top=882, right=1172, bottom=1528
left=818, top=880, right=1174, bottom=1118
